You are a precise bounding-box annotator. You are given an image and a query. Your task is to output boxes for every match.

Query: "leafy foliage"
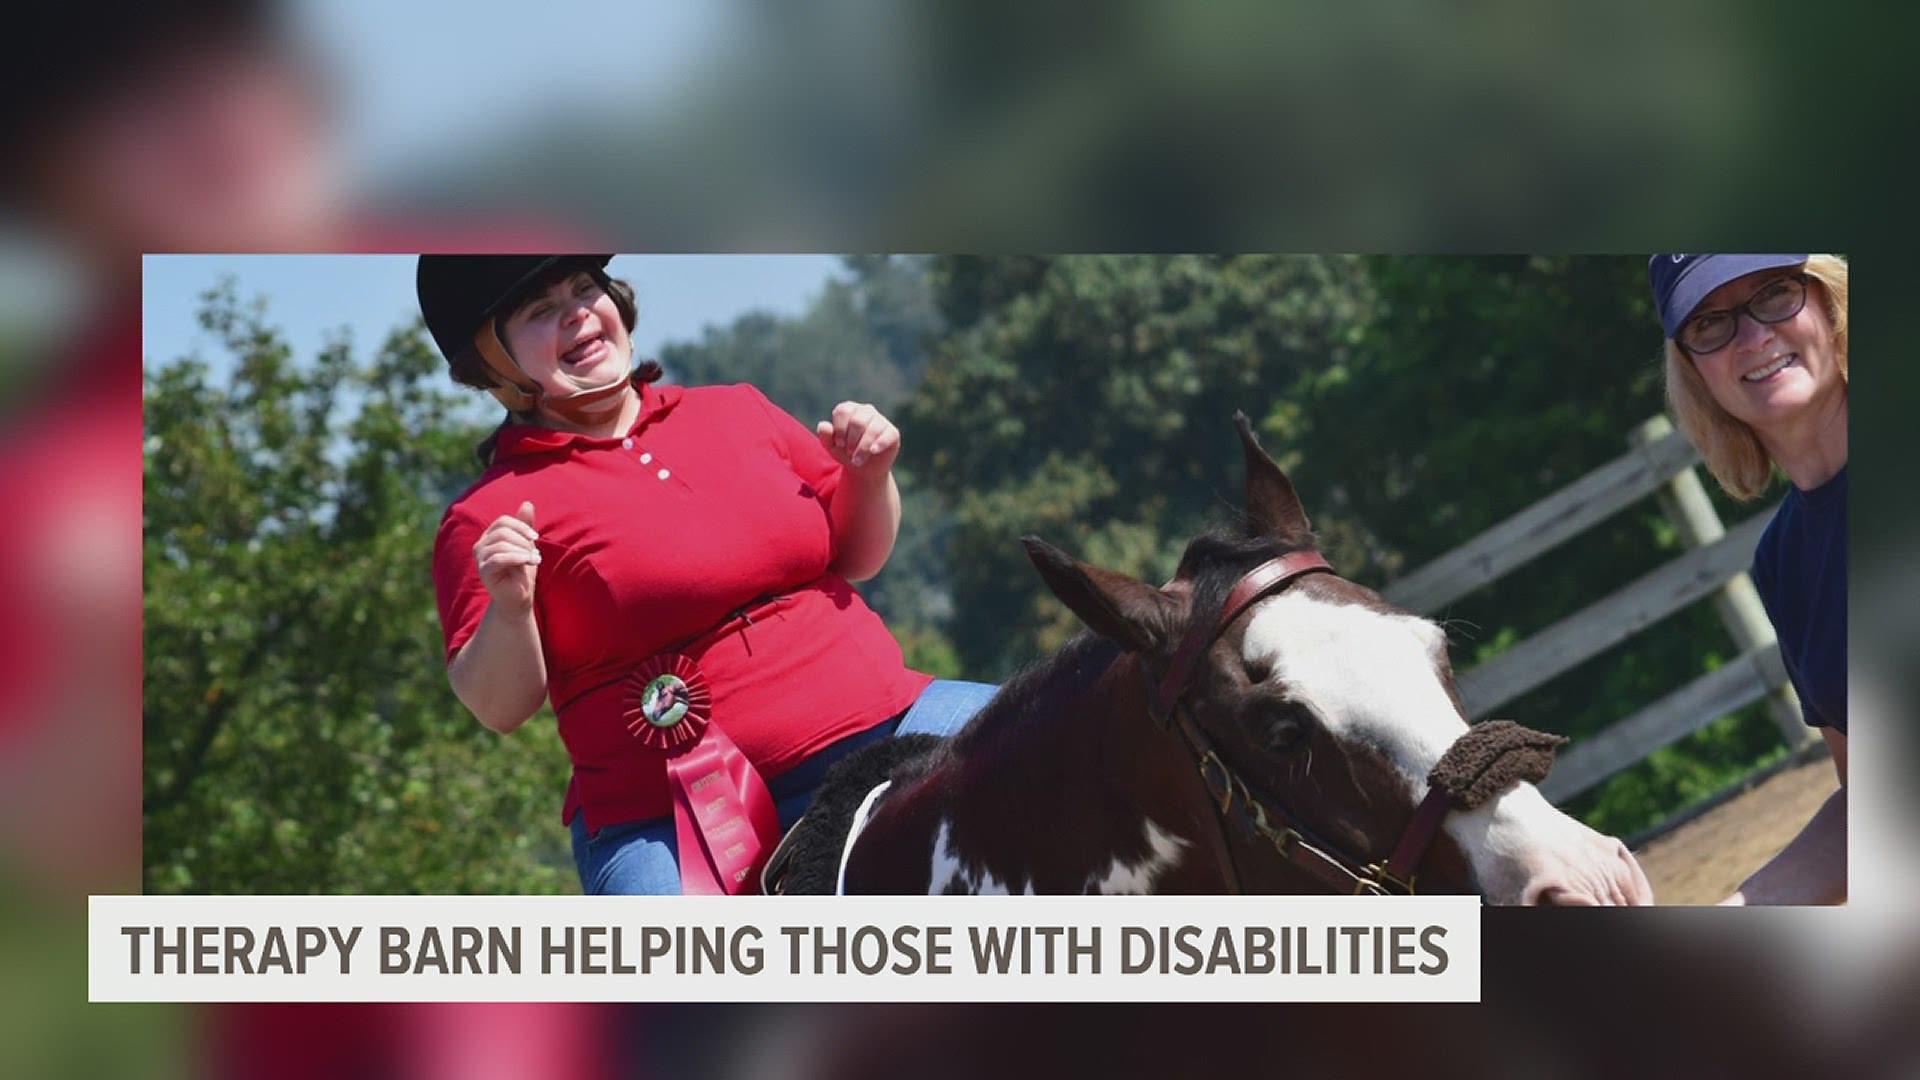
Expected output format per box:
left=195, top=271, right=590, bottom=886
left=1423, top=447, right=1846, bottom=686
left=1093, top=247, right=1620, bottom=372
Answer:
left=658, top=257, right=939, bottom=420
left=906, top=255, right=1374, bottom=675
left=144, top=282, right=573, bottom=894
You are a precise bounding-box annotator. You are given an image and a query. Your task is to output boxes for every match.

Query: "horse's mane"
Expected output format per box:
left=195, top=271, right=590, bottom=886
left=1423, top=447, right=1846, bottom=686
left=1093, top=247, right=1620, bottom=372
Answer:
left=771, top=733, right=949, bottom=895
left=947, top=632, right=1125, bottom=756
left=1175, top=515, right=1311, bottom=644
left=948, top=515, right=1309, bottom=756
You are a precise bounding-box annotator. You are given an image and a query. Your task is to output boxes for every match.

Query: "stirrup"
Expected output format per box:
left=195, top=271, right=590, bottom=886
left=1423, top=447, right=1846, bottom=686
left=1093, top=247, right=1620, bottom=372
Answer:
left=759, top=813, right=808, bottom=896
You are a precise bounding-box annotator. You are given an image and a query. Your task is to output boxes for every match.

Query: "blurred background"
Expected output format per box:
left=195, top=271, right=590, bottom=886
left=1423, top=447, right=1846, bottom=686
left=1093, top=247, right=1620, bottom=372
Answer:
left=3, top=0, right=1913, bottom=1076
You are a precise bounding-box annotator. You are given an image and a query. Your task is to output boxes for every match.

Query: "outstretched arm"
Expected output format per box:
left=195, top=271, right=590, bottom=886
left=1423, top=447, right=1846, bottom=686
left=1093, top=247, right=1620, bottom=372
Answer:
left=1719, top=727, right=1847, bottom=905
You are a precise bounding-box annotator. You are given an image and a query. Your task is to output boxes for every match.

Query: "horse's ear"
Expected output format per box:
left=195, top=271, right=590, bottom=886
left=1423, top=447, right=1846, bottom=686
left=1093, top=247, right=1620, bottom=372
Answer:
left=1235, top=410, right=1312, bottom=541
left=1022, top=536, right=1180, bottom=654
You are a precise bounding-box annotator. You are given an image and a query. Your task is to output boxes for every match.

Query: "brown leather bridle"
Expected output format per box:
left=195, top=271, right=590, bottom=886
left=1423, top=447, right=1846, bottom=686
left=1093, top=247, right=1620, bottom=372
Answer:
left=1143, top=550, right=1454, bottom=896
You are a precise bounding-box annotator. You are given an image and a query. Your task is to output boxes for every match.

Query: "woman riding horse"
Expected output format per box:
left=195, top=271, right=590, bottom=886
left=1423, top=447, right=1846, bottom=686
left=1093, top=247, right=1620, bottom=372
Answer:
left=420, top=255, right=996, bottom=896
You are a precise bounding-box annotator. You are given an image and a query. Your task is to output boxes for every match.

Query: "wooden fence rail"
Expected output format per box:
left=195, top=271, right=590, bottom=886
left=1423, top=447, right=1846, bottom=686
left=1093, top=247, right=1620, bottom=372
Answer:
left=1453, top=510, right=1771, bottom=719
left=1540, top=645, right=1789, bottom=803
left=1383, top=424, right=1703, bottom=615
left=1382, top=416, right=1810, bottom=812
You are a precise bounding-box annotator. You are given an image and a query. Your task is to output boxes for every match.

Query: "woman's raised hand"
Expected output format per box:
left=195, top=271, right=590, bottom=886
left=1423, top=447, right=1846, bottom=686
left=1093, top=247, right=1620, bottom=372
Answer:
left=816, top=401, right=901, bottom=476
left=474, top=501, right=541, bottom=610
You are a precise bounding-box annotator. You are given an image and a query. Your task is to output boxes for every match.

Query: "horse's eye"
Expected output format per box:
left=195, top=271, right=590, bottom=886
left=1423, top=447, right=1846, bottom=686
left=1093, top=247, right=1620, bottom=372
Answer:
left=1261, top=701, right=1314, bottom=753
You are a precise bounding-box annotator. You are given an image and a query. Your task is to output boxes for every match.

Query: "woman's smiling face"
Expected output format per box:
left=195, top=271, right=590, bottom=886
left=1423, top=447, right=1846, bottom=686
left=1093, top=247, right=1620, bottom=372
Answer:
left=1681, top=269, right=1843, bottom=437
left=499, top=270, right=634, bottom=397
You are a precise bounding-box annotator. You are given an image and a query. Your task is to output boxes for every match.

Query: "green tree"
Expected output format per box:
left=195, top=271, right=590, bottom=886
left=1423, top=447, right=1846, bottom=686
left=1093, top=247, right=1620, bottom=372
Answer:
left=843, top=255, right=943, bottom=388
left=659, top=276, right=903, bottom=422
left=906, top=255, right=1374, bottom=677
left=144, top=281, right=576, bottom=894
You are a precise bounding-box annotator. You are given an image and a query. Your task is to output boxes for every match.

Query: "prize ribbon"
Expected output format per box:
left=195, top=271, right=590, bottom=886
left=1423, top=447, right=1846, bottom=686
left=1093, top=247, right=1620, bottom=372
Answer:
left=622, top=652, right=778, bottom=894
left=621, top=654, right=712, bottom=752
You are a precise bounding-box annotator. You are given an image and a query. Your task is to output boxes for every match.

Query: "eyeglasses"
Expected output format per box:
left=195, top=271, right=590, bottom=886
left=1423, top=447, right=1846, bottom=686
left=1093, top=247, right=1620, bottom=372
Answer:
left=1676, top=274, right=1809, bottom=355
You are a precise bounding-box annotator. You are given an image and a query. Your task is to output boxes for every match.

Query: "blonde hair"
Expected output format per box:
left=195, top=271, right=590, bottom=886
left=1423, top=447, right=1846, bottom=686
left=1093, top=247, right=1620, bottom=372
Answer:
left=1662, top=253, right=1848, bottom=500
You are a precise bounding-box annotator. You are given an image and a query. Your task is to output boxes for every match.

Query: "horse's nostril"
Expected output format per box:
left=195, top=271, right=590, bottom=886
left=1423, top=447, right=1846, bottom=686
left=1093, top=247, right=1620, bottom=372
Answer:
left=1523, top=882, right=1599, bottom=907
left=1522, top=882, right=1569, bottom=906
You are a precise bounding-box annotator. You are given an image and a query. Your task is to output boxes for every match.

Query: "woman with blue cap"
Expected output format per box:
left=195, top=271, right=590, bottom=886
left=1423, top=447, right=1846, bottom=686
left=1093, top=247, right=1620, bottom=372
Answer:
left=1649, top=253, right=1847, bottom=904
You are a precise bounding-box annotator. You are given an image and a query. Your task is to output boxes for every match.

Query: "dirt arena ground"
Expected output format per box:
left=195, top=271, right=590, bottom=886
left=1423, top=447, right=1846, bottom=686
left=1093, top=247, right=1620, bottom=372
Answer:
left=1633, top=757, right=1840, bottom=905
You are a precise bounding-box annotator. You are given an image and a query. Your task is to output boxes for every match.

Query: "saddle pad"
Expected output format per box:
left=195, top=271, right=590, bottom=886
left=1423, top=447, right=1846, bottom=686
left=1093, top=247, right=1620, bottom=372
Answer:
left=836, top=780, right=893, bottom=895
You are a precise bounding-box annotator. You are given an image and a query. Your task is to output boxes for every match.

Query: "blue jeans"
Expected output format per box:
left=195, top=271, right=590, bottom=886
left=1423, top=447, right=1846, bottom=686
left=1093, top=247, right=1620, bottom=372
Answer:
left=570, top=678, right=997, bottom=895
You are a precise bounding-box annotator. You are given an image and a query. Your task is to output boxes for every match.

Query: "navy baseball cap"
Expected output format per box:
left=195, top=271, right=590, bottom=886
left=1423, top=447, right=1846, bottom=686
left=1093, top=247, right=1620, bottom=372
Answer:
left=1648, top=254, right=1808, bottom=339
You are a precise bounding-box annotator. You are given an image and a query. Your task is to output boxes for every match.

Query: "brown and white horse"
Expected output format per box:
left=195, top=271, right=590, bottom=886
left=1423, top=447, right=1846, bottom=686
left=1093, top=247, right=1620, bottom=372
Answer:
left=774, top=416, right=1652, bottom=904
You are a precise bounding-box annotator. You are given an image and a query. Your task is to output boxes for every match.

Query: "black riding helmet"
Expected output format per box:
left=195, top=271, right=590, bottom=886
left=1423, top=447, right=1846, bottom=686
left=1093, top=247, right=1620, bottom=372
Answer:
left=416, top=254, right=629, bottom=410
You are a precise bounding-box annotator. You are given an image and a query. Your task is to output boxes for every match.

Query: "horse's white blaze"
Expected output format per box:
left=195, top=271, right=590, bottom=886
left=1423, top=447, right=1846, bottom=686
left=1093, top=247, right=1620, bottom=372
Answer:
left=1443, top=784, right=1619, bottom=903
left=1085, top=819, right=1189, bottom=895
left=928, top=819, right=1033, bottom=895
left=1242, top=591, right=1639, bottom=903
left=1243, top=591, right=1463, bottom=792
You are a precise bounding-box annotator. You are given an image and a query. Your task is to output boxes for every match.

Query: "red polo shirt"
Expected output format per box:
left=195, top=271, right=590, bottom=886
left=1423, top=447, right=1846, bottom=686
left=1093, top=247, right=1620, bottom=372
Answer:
left=432, top=381, right=932, bottom=830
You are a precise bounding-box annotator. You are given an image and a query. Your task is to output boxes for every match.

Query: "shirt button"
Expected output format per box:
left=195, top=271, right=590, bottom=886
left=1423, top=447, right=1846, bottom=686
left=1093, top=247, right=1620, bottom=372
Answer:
left=640, top=453, right=653, bottom=464
left=658, top=468, right=671, bottom=481
left=621, top=437, right=634, bottom=450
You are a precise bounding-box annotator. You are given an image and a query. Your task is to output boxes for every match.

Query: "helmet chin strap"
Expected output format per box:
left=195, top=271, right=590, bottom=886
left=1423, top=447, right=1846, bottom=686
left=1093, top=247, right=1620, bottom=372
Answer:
left=474, top=318, right=637, bottom=422
left=541, top=366, right=633, bottom=402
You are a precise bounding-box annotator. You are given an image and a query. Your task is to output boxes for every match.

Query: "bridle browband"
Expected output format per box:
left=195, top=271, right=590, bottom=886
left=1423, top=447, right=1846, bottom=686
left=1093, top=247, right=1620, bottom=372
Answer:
left=1143, top=550, right=1455, bottom=896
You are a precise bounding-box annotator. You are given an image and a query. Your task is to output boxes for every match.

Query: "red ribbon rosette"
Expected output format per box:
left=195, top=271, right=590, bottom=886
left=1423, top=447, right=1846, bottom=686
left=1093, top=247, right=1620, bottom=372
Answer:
left=618, top=651, right=781, bottom=895
left=621, top=654, right=712, bottom=753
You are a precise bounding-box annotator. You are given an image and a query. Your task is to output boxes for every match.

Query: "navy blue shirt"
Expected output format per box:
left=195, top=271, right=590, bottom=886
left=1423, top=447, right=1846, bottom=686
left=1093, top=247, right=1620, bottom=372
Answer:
left=1750, top=467, right=1847, bottom=734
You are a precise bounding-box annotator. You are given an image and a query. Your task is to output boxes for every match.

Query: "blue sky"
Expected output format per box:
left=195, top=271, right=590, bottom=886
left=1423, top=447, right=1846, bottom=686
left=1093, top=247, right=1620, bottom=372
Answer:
left=143, top=254, right=846, bottom=400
